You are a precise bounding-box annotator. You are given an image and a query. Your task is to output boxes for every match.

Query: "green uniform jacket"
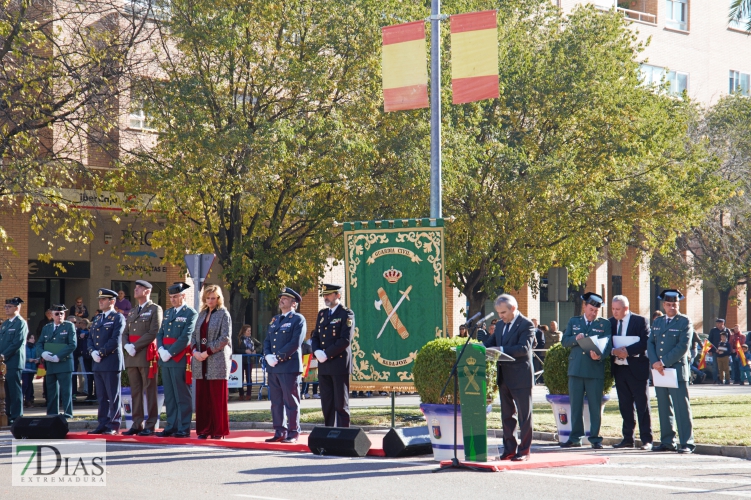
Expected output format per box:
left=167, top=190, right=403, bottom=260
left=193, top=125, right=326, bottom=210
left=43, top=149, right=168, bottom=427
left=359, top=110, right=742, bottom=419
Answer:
left=648, top=313, right=692, bottom=382
left=561, top=316, right=612, bottom=379
left=157, top=305, right=198, bottom=368
left=0, top=315, right=28, bottom=371
left=36, top=321, right=77, bottom=374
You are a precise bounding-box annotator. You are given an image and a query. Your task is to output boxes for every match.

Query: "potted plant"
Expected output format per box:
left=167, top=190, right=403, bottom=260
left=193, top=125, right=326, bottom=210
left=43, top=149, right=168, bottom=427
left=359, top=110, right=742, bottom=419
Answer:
left=413, top=337, right=498, bottom=461
left=121, top=369, right=166, bottom=430
left=543, top=343, right=614, bottom=444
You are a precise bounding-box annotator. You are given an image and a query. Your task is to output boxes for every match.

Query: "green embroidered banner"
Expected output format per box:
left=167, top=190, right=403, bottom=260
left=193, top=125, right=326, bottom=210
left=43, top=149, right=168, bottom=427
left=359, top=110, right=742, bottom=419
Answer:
left=457, top=343, right=487, bottom=462
left=343, top=218, right=446, bottom=391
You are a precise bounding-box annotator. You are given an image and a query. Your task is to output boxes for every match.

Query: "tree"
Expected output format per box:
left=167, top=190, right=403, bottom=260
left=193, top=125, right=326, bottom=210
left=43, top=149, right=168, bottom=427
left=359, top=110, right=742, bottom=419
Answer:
left=1, top=0, right=157, bottom=257
left=730, top=0, right=751, bottom=31
left=653, top=94, right=751, bottom=319
left=440, top=1, right=722, bottom=314
left=116, top=0, right=427, bottom=331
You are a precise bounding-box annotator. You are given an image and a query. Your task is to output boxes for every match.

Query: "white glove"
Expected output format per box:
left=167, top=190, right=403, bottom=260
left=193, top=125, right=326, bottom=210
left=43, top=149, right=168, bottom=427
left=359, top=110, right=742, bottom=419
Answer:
left=125, top=343, right=137, bottom=357
left=265, top=354, right=278, bottom=367
left=50, top=355, right=60, bottom=363
left=314, top=349, right=327, bottom=363
left=159, top=347, right=171, bottom=362
left=91, top=352, right=102, bottom=363
left=41, top=351, right=53, bottom=362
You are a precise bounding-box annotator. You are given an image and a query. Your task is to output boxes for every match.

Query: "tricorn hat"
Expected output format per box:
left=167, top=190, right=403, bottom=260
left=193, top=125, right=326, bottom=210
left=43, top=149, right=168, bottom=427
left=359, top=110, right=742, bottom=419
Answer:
left=581, top=292, right=604, bottom=308
left=657, top=289, right=685, bottom=302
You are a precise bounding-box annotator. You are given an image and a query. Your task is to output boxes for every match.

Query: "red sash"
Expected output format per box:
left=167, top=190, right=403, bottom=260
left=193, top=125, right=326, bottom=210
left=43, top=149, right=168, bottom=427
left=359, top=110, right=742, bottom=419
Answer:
left=129, top=335, right=159, bottom=379
left=162, top=337, right=193, bottom=384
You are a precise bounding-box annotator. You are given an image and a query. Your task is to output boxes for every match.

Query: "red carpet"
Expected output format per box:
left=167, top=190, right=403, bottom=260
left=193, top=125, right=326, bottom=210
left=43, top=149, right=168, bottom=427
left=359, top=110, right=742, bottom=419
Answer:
left=67, top=430, right=386, bottom=457
left=439, top=452, right=608, bottom=471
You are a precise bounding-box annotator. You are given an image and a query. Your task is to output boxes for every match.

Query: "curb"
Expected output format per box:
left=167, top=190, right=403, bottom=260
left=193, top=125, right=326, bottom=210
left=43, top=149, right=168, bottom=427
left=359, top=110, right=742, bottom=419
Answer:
left=62, top=420, right=751, bottom=459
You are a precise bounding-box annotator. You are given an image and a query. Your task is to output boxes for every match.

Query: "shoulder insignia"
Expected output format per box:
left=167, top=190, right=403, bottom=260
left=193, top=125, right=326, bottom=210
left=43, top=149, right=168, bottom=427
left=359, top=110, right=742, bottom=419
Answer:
left=269, top=318, right=275, bottom=325
left=347, top=318, right=353, bottom=327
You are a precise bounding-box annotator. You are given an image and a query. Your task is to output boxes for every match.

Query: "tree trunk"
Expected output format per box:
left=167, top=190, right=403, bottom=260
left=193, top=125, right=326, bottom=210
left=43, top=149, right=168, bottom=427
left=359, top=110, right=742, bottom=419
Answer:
left=573, top=283, right=586, bottom=317
left=717, top=287, right=731, bottom=323
left=229, top=281, right=250, bottom=337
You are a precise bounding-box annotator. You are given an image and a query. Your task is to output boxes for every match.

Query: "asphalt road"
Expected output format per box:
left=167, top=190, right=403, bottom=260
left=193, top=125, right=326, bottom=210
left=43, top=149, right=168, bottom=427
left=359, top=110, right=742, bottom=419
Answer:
left=1, top=435, right=750, bottom=499
left=22, top=383, right=751, bottom=418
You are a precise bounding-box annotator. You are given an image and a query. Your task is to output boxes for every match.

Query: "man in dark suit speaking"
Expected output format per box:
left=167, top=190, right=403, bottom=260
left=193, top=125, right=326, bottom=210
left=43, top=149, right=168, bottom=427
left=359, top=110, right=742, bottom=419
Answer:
left=609, top=295, right=653, bottom=450
left=483, top=294, right=535, bottom=461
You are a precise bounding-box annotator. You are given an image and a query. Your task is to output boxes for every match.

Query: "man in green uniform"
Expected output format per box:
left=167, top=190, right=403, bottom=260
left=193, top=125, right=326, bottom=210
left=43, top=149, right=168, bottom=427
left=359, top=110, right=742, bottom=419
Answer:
left=156, top=282, right=198, bottom=438
left=1, top=297, right=28, bottom=425
left=560, top=292, right=612, bottom=449
left=36, top=304, right=77, bottom=418
left=648, top=289, right=695, bottom=454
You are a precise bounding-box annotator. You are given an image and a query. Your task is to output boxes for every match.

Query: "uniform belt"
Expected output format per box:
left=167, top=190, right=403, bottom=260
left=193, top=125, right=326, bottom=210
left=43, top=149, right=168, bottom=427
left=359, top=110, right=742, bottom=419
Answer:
left=162, top=337, right=192, bottom=363
left=129, top=335, right=159, bottom=379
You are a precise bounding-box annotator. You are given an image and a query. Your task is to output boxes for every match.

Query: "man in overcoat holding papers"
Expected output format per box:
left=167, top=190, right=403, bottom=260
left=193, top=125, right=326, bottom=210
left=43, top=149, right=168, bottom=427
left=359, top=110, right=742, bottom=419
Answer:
left=560, top=292, right=611, bottom=450
left=647, top=289, right=695, bottom=454
left=609, top=295, right=653, bottom=450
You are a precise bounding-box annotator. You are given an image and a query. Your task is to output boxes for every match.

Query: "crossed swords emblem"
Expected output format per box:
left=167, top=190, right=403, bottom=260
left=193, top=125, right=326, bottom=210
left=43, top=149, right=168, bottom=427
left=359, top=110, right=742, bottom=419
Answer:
left=374, top=285, right=412, bottom=339
left=463, top=366, right=480, bottom=393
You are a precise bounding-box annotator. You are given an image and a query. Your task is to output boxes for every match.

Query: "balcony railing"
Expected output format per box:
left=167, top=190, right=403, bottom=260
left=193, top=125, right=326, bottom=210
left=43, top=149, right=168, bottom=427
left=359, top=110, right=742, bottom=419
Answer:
left=617, top=6, right=657, bottom=26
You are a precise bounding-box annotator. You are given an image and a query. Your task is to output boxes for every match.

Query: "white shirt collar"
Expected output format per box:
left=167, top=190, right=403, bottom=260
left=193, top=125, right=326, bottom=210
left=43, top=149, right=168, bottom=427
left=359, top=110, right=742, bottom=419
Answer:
left=174, top=304, right=185, bottom=314
left=329, top=304, right=340, bottom=315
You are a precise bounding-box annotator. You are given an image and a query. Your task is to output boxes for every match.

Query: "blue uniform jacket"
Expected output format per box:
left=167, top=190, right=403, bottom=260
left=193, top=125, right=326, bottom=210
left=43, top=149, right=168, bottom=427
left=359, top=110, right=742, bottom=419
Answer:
left=87, top=310, right=125, bottom=372
left=263, top=311, right=306, bottom=374
left=311, top=305, right=354, bottom=376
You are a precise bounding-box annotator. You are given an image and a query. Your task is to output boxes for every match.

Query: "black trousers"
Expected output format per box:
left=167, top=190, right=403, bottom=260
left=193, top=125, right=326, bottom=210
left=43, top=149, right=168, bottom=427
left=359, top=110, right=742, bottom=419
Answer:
left=613, top=365, right=653, bottom=444
left=318, top=373, right=350, bottom=427
left=499, top=382, right=533, bottom=456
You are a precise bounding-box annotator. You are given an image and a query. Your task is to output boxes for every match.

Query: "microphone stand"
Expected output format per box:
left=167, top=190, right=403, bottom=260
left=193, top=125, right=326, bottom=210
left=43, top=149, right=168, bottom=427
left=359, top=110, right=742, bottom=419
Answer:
left=433, top=320, right=491, bottom=473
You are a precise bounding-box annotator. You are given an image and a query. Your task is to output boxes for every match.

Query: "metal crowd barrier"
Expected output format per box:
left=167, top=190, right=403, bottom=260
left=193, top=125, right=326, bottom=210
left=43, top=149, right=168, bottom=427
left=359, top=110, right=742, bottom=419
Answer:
left=236, top=354, right=268, bottom=400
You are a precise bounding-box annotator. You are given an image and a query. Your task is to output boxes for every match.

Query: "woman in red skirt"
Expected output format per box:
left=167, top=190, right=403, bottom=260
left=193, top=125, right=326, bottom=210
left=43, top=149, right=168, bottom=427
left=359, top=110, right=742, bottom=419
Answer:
left=191, top=284, right=232, bottom=439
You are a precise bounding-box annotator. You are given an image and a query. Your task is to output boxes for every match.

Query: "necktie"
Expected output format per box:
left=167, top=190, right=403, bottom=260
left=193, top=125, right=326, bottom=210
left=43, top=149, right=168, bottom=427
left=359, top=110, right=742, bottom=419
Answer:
left=586, top=321, right=590, bottom=328
left=502, top=322, right=510, bottom=338
left=618, top=320, right=623, bottom=336
left=328, top=309, right=332, bottom=320
left=666, top=317, right=671, bottom=327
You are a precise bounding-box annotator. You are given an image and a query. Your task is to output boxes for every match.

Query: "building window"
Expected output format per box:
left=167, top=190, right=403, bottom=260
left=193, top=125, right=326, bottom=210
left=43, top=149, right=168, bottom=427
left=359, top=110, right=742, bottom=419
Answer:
left=126, top=0, right=171, bottom=20
left=729, top=70, right=751, bottom=96
left=611, top=276, right=623, bottom=297
left=129, top=102, right=154, bottom=131
left=666, top=70, right=688, bottom=95
left=665, top=0, right=688, bottom=31
left=729, top=0, right=751, bottom=31
left=640, top=64, right=665, bottom=86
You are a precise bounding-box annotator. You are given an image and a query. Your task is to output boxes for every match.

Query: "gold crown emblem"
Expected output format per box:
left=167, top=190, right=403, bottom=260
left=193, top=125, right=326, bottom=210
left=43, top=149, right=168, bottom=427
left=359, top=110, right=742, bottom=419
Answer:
left=467, top=357, right=477, bottom=366
left=383, top=266, right=403, bottom=284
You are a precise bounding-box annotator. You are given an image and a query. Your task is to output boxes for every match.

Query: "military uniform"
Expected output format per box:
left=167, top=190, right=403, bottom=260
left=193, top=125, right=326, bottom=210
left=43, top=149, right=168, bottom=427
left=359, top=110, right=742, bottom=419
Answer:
left=87, top=289, right=126, bottom=434
left=648, top=289, right=694, bottom=452
left=123, top=283, right=163, bottom=435
left=561, top=294, right=612, bottom=447
left=263, top=288, right=306, bottom=442
left=36, top=311, right=77, bottom=418
left=157, top=284, right=197, bottom=437
left=311, top=289, right=354, bottom=427
left=0, top=298, right=28, bottom=425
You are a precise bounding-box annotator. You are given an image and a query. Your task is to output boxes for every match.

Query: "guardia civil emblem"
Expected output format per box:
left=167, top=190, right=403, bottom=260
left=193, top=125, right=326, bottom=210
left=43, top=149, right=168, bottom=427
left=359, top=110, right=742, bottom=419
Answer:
left=431, top=418, right=442, bottom=439
left=558, top=407, right=568, bottom=425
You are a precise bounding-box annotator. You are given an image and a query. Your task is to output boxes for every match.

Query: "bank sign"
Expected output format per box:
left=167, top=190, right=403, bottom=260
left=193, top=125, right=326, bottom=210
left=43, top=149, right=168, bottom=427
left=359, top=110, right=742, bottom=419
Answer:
left=12, top=440, right=106, bottom=486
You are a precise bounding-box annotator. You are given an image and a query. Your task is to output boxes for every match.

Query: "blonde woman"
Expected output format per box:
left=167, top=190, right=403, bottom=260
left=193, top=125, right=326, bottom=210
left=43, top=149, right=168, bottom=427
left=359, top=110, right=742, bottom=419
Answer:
left=191, top=284, right=232, bottom=439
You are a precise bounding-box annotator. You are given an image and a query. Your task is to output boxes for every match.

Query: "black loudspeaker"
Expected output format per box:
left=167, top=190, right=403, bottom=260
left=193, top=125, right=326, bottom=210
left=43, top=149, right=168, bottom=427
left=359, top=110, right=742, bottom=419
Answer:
left=383, top=426, right=433, bottom=457
left=307, top=426, right=372, bottom=457
left=11, top=415, right=69, bottom=439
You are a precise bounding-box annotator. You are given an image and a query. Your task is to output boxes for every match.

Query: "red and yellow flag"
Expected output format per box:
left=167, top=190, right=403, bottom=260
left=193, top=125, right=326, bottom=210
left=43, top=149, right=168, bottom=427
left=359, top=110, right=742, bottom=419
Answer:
left=382, top=21, right=429, bottom=112
left=450, top=10, right=499, bottom=104
left=737, top=340, right=747, bottom=366
left=697, top=340, right=713, bottom=370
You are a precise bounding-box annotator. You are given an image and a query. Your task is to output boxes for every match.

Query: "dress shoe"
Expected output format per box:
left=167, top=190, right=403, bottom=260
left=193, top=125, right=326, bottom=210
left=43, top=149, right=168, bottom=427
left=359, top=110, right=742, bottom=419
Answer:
left=591, top=443, right=603, bottom=450
left=652, top=443, right=677, bottom=452
left=640, top=442, right=653, bottom=451
left=197, top=434, right=208, bottom=439
left=87, top=428, right=106, bottom=435
left=265, top=435, right=285, bottom=443
left=281, top=437, right=298, bottom=444
left=211, top=435, right=225, bottom=440
left=138, top=429, right=155, bottom=437
left=677, top=446, right=694, bottom=454
left=102, top=429, right=118, bottom=436
left=122, top=427, right=141, bottom=436
left=156, top=430, right=174, bottom=438
left=499, top=452, right=516, bottom=461
left=172, top=432, right=190, bottom=438
left=560, top=441, right=582, bottom=448
left=612, top=440, right=635, bottom=449
left=511, top=454, right=529, bottom=462
left=84, top=396, right=97, bottom=402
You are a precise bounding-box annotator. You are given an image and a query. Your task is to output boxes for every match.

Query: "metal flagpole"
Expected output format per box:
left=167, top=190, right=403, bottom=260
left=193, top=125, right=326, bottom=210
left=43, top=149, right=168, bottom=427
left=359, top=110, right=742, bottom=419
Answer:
left=430, top=0, right=442, bottom=220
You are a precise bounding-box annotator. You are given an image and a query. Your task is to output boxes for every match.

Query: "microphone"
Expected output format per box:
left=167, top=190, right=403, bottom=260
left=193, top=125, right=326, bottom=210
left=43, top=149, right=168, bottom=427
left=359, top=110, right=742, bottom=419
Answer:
left=475, top=312, right=495, bottom=327
left=463, top=312, right=482, bottom=327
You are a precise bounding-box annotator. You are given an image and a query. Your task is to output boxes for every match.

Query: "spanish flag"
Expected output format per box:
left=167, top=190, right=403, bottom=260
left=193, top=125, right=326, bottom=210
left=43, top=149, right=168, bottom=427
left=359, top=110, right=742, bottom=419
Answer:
left=737, top=340, right=747, bottom=367
left=697, top=340, right=713, bottom=370
left=382, top=21, right=429, bottom=112
left=450, top=10, right=499, bottom=104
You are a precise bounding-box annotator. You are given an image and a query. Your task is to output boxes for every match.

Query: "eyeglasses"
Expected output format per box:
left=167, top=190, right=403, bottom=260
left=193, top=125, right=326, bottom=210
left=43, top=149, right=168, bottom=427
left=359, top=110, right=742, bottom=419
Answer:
left=53, top=312, right=65, bottom=316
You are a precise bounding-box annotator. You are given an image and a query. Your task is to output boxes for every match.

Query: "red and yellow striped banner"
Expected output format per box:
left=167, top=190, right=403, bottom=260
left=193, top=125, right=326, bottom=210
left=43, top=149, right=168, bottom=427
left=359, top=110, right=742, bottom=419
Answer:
left=450, top=10, right=499, bottom=104
left=382, top=21, right=429, bottom=112
left=697, top=340, right=713, bottom=370
left=737, top=340, right=747, bottom=366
